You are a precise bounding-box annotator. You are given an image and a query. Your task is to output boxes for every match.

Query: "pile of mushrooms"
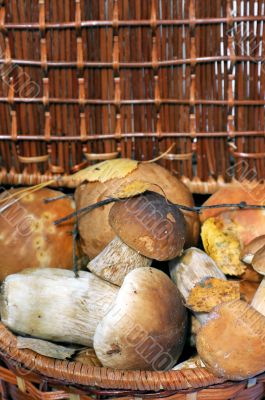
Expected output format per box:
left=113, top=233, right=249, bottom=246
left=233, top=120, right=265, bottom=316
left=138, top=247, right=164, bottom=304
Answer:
left=1, top=171, right=265, bottom=380
left=0, top=181, right=189, bottom=371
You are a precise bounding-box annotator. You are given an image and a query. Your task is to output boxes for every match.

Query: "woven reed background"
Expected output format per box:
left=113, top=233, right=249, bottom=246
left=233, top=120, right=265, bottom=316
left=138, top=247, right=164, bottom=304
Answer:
left=0, top=0, right=264, bottom=192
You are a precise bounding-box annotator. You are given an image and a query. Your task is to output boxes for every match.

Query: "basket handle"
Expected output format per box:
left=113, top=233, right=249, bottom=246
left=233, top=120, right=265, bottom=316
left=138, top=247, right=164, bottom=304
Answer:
left=70, top=151, right=119, bottom=173
left=83, top=151, right=119, bottom=161
left=228, top=144, right=265, bottom=159
left=16, top=151, right=64, bottom=174
left=160, top=152, right=193, bottom=161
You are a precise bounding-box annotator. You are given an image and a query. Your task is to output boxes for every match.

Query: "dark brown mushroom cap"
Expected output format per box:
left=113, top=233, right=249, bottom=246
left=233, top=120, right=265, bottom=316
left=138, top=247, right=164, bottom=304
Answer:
left=109, top=191, right=186, bottom=261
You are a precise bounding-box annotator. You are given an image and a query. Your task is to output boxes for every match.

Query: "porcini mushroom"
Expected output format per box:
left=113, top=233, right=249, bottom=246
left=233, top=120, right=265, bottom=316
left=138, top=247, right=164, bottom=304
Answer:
left=75, top=159, right=199, bottom=259
left=240, top=235, right=265, bottom=265
left=93, top=267, right=187, bottom=370
left=0, top=267, right=187, bottom=371
left=88, top=191, right=186, bottom=286
left=0, top=268, right=118, bottom=346
left=0, top=188, right=77, bottom=280
left=171, top=247, right=265, bottom=380
left=169, top=248, right=228, bottom=323
left=196, top=241, right=265, bottom=380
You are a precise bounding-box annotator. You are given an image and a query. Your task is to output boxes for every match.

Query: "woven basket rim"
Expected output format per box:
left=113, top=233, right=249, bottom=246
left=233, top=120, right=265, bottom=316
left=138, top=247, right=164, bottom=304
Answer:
left=0, top=322, right=230, bottom=392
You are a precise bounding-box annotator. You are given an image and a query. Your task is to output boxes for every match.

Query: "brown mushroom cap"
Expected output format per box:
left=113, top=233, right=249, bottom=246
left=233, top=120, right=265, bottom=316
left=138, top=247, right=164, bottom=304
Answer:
left=109, top=191, right=186, bottom=261
left=0, top=188, right=75, bottom=280
left=93, top=267, right=187, bottom=370
left=196, top=300, right=265, bottom=380
left=75, top=161, right=199, bottom=259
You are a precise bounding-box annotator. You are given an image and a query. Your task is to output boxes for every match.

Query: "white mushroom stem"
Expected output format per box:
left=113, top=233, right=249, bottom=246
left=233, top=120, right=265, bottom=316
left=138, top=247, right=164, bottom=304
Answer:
left=169, top=248, right=226, bottom=324
left=87, top=236, right=152, bottom=286
left=251, top=277, right=265, bottom=316
left=0, top=268, right=118, bottom=346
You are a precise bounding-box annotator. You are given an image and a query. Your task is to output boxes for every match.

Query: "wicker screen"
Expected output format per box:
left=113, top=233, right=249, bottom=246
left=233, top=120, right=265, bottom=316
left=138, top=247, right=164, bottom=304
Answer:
left=0, top=0, right=264, bottom=192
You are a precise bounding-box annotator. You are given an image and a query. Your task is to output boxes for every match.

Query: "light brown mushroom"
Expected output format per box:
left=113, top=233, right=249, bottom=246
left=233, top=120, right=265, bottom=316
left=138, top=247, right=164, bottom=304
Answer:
left=241, top=235, right=265, bottom=265
left=1, top=267, right=187, bottom=371
left=169, top=248, right=227, bottom=323
left=93, top=267, right=187, bottom=370
left=88, top=191, right=186, bottom=286
left=196, top=240, right=265, bottom=380
left=75, top=159, right=199, bottom=259
left=0, top=188, right=77, bottom=280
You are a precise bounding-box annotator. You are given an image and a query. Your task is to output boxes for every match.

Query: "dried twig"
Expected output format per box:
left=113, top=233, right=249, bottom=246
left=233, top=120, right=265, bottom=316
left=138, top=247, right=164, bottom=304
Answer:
left=54, top=196, right=265, bottom=226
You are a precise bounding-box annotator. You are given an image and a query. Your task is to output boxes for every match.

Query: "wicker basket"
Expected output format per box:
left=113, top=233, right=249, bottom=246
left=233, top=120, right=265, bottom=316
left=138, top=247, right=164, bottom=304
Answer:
left=0, top=0, right=265, bottom=399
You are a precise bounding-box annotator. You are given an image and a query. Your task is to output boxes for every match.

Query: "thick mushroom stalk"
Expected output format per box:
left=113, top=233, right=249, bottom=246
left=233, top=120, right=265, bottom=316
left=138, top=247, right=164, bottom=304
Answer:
left=0, top=268, right=118, bottom=346
left=87, top=191, right=186, bottom=286
left=88, top=236, right=151, bottom=286
left=169, top=248, right=227, bottom=324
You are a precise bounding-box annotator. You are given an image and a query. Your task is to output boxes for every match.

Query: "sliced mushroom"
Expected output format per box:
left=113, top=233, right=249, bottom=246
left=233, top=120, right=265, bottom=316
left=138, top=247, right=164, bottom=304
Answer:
left=88, top=191, right=186, bottom=286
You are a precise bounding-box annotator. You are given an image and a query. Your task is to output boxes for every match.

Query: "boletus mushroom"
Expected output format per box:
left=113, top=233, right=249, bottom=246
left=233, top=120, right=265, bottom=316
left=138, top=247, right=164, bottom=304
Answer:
left=88, top=191, right=186, bottom=286
left=171, top=247, right=265, bottom=380
left=1, top=267, right=187, bottom=370
left=196, top=240, right=265, bottom=380
left=0, top=188, right=76, bottom=280
left=75, top=159, right=200, bottom=259
left=93, top=267, right=187, bottom=370
left=169, top=248, right=232, bottom=323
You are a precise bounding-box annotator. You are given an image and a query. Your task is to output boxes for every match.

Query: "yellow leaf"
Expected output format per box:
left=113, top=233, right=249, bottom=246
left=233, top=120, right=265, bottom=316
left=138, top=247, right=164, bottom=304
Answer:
left=114, top=180, right=152, bottom=199
left=70, top=159, right=139, bottom=184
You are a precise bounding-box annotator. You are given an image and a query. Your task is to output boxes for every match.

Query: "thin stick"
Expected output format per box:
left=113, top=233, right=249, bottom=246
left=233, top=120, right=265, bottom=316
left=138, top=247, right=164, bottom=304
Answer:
left=54, top=197, right=265, bottom=225
left=54, top=198, right=116, bottom=225
left=142, top=143, right=176, bottom=164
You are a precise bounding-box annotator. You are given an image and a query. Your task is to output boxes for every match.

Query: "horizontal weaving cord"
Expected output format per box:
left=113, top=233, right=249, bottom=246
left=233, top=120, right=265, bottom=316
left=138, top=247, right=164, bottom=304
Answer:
left=2, top=15, right=265, bottom=29
left=0, top=55, right=264, bottom=68
left=1, top=98, right=265, bottom=106
left=0, top=132, right=264, bottom=141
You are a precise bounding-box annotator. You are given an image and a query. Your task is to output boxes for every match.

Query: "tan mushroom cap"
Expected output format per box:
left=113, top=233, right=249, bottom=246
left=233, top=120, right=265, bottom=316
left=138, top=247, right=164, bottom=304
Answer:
left=196, top=300, right=265, bottom=380
left=0, top=188, right=76, bottom=280
left=241, top=235, right=265, bottom=265
left=93, top=267, right=187, bottom=370
left=109, top=191, right=186, bottom=261
left=252, top=245, right=265, bottom=275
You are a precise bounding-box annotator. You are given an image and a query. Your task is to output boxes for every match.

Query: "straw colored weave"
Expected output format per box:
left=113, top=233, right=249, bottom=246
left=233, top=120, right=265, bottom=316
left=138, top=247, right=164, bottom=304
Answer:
left=0, top=1, right=265, bottom=399
left=0, top=322, right=264, bottom=400
left=0, top=0, right=264, bottom=193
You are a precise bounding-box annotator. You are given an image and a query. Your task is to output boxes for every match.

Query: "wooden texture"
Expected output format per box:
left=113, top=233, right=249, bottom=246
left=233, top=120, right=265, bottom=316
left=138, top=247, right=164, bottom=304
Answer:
left=0, top=0, right=264, bottom=193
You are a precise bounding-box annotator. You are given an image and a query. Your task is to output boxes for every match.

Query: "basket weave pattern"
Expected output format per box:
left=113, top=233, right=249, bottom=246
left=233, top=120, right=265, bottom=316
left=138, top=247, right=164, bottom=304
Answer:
left=0, top=0, right=264, bottom=192
left=0, top=1, right=265, bottom=399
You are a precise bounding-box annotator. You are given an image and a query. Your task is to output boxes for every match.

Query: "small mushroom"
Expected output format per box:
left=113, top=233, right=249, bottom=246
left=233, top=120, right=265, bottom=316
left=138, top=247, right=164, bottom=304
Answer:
left=196, top=241, right=265, bottom=380
left=169, top=248, right=227, bottom=323
left=88, top=191, right=186, bottom=286
left=94, top=267, right=187, bottom=370
left=240, top=235, right=265, bottom=265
